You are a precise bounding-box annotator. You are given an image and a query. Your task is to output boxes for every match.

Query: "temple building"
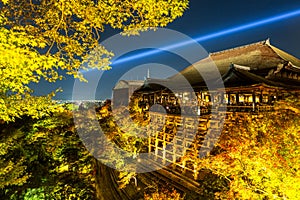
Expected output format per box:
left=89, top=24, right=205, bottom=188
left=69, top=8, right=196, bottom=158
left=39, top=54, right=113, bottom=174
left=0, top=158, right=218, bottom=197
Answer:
left=113, top=39, right=300, bottom=114
left=111, top=39, right=300, bottom=181
left=112, top=80, right=144, bottom=107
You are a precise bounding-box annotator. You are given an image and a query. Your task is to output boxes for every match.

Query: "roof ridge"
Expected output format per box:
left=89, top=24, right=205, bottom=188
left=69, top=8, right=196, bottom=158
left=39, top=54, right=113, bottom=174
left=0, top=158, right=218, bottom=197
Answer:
left=120, top=79, right=144, bottom=82
left=209, top=39, right=269, bottom=56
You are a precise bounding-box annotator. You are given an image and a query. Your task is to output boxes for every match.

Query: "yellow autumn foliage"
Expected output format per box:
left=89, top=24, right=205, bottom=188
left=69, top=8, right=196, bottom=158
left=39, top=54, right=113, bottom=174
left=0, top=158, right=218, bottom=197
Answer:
left=196, top=99, right=300, bottom=199
left=0, top=0, right=189, bottom=122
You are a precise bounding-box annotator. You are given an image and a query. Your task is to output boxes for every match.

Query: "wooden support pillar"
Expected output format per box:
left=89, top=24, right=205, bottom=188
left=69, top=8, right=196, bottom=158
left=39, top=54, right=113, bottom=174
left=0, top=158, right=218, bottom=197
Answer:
left=159, top=92, right=162, bottom=104
left=236, top=92, right=239, bottom=105
left=259, top=91, right=263, bottom=104
left=154, top=130, right=159, bottom=161
left=172, top=138, right=177, bottom=170
left=210, top=93, right=214, bottom=104
left=193, top=165, right=198, bottom=180
left=220, top=92, right=224, bottom=104
left=252, top=92, right=256, bottom=111
left=148, top=116, right=153, bottom=154
left=162, top=132, right=166, bottom=164
left=182, top=159, right=186, bottom=174
left=182, top=125, right=187, bottom=174
left=148, top=137, right=152, bottom=154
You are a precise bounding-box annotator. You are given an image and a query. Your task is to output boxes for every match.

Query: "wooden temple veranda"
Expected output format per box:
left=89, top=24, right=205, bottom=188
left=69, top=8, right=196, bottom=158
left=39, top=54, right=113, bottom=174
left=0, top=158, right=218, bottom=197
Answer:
left=112, top=39, right=300, bottom=182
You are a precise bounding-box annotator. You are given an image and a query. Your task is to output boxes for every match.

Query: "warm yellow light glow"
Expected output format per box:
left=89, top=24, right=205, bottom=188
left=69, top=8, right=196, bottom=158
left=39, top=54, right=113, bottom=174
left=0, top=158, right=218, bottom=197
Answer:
left=239, top=95, right=244, bottom=103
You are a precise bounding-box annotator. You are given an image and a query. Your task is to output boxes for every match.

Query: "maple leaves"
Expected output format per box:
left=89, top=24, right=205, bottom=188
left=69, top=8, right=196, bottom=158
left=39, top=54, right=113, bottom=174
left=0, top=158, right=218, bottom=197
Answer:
left=0, top=110, right=96, bottom=199
left=195, top=98, right=300, bottom=199
left=0, top=0, right=189, bottom=122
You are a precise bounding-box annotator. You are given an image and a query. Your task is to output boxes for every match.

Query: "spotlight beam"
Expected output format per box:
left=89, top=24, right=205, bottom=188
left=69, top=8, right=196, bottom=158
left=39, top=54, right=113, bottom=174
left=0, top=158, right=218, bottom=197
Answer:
left=111, top=8, right=300, bottom=66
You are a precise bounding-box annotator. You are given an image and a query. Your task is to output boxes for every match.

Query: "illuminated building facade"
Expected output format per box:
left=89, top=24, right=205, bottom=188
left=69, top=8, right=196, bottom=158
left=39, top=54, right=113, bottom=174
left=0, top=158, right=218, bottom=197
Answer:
left=112, top=39, right=300, bottom=180
left=124, top=39, right=300, bottom=114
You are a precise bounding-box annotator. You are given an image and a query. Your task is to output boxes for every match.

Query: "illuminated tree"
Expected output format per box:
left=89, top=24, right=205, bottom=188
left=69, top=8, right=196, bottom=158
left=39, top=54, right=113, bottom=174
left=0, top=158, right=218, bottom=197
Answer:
left=0, top=111, right=96, bottom=199
left=195, top=97, right=300, bottom=199
left=144, top=185, right=185, bottom=200
left=0, top=0, right=189, bottom=122
left=0, top=127, right=29, bottom=190
left=0, top=1, right=190, bottom=198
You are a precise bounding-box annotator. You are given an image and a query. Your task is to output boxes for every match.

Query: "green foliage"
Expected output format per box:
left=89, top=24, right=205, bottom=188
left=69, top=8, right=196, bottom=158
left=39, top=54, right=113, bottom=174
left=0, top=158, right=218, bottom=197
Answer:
left=0, top=12, right=66, bottom=121
left=144, top=185, right=185, bottom=200
left=0, top=0, right=190, bottom=197
left=97, top=105, right=148, bottom=164
left=118, top=171, right=137, bottom=189
left=195, top=98, right=300, bottom=199
left=23, top=188, right=47, bottom=200
left=74, top=103, right=148, bottom=189
left=0, top=127, right=30, bottom=189
left=0, top=111, right=96, bottom=199
left=0, top=0, right=189, bottom=122
left=0, top=92, right=63, bottom=122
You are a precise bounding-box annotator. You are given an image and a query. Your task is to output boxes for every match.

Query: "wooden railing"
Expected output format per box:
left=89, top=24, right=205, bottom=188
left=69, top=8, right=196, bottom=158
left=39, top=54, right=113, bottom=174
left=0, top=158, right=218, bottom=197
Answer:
left=226, top=105, right=274, bottom=112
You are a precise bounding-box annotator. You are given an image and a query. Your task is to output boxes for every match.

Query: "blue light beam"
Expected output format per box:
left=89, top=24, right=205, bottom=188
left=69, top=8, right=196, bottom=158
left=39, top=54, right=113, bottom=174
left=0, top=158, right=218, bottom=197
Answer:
left=111, top=8, right=300, bottom=66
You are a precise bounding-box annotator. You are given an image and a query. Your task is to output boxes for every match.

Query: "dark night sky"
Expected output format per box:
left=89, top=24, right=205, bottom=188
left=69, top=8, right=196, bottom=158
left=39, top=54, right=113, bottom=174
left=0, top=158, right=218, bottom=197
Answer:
left=32, top=0, right=300, bottom=100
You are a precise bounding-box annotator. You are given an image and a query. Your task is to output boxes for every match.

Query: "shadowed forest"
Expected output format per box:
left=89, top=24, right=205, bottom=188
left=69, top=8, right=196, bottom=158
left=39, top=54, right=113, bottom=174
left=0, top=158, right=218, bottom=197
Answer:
left=1, top=97, right=299, bottom=199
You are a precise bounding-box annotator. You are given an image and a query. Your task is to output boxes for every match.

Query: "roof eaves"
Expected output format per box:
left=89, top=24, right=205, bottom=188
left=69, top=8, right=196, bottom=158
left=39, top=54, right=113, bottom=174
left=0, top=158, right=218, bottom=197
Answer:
left=265, top=43, right=300, bottom=67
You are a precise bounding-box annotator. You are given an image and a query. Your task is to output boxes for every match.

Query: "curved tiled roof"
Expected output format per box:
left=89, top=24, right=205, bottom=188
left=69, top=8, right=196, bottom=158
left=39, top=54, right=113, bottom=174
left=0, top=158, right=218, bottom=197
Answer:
left=113, top=80, right=144, bottom=90
left=169, top=39, right=300, bottom=86
left=220, top=64, right=300, bottom=89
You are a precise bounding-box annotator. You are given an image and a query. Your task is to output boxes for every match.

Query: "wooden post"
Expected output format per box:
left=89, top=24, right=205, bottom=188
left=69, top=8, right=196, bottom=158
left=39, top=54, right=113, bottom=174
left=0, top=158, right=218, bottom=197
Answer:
left=236, top=92, right=239, bottom=105
left=148, top=137, right=152, bottom=154
left=182, top=159, right=186, bottom=174
left=252, top=91, right=256, bottom=111
left=259, top=91, right=263, bottom=104
left=148, top=116, right=152, bottom=154
left=227, top=92, right=231, bottom=105
left=172, top=137, right=177, bottom=170
left=162, top=132, right=166, bottom=164
left=193, top=165, right=198, bottom=180
left=210, top=93, right=214, bottom=104
left=155, top=130, right=159, bottom=161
